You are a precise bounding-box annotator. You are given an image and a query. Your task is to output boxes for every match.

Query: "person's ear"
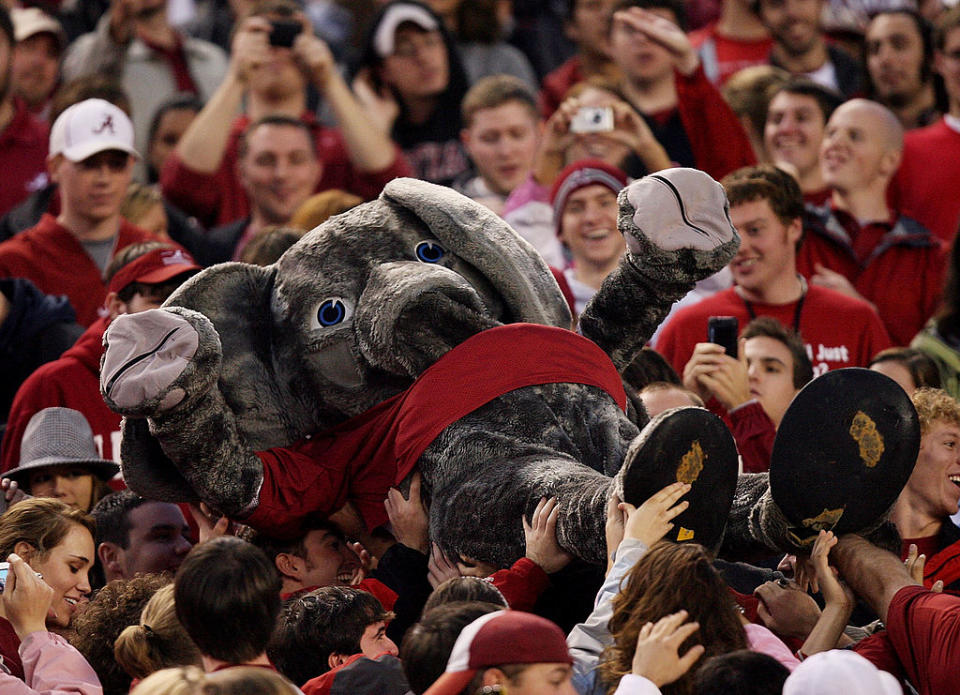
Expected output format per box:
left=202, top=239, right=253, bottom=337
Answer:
left=47, top=153, right=64, bottom=184
left=275, top=552, right=304, bottom=580
left=13, top=541, right=37, bottom=565
left=105, top=291, right=127, bottom=319
left=786, top=216, right=803, bottom=249
left=460, top=127, right=472, bottom=152
left=879, top=148, right=902, bottom=178
left=98, top=542, right=125, bottom=578
left=328, top=652, right=350, bottom=670
left=482, top=668, right=509, bottom=687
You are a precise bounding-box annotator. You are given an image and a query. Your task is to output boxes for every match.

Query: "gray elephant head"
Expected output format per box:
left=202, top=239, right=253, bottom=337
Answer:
left=163, top=178, right=571, bottom=452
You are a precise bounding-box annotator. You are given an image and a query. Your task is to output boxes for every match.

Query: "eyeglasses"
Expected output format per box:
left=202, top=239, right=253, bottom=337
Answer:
left=392, top=32, right=444, bottom=59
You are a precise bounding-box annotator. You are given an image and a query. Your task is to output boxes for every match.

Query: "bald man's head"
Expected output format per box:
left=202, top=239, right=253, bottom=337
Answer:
left=822, top=99, right=904, bottom=193
left=834, top=98, right=904, bottom=152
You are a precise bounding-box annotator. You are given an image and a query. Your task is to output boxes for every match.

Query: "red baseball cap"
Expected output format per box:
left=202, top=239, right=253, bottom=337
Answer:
left=107, top=247, right=201, bottom=296
left=423, top=611, right=572, bottom=695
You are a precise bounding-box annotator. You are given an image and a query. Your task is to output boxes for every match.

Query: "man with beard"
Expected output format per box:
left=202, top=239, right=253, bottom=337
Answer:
left=9, top=8, right=65, bottom=122
left=755, top=0, right=862, bottom=98
left=888, top=7, right=960, bottom=244
left=0, top=6, right=49, bottom=217
left=864, top=10, right=941, bottom=131
left=63, top=0, right=228, bottom=180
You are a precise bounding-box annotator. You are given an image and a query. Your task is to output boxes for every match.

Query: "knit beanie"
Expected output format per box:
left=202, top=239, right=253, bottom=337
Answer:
left=550, top=159, right=628, bottom=236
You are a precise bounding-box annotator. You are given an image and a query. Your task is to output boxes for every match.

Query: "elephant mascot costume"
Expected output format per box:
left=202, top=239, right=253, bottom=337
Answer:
left=99, top=169, right=917, bottom=568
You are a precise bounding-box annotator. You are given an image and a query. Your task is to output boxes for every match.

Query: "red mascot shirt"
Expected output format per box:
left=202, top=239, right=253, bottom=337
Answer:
left=247, top=324, right=627, bottom=537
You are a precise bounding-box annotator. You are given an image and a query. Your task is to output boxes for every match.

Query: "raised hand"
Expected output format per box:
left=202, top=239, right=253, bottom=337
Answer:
left=523, top=497, right=574, bottom=574
left=427, top=543, right=460, bottom=589
left=631, top=610, right=704, bottom=687
left=612, top=7, right=699, bottom=76
left=385, top=472, right=430, bottom=554
left=619, top=481, right=691, bottom=548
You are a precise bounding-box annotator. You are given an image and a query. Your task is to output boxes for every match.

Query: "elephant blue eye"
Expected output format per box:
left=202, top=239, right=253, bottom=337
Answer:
left=415, top=241, right=446, bottom=263
left=317, top=299, right=347, bottom=326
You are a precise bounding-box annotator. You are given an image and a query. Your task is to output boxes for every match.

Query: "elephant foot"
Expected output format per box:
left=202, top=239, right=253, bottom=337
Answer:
left=619, top=168, right=740, bottom=284
left=101, top=307, right=222, bottom=418
left=616, top=406, right=739, bottom=551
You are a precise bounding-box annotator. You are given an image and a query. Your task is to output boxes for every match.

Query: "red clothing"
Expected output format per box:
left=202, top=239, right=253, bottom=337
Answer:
left=925, top=540, right=960, bottom=592
left=246, top=324, right=626, bottom=537
left=302, top=653, right=407, bottom=695
left=160, top=113, right=413, bottom=228
left=654, top=284, right=892, bottom=377
left=0, top=214, right=163, bottom=326
left=853, top=630, right=908, bottom=684
left=674, top=65, right=757, bottom=181
left=1, top=317, right=120, bottom=472
left=139, top=34, right=198, bottom=94
left=889, top=118, right=960, bottom=244
left=797, top=206, right=946, bottom=346
left=489, top=557, right=550, bottom=611
left=0, top=617, right=23, bottom=680
left=280, top=578, right=398, bottom=612
left=803, top=188, right=832, bottom=207
left=729, top=400, right=775, bottom=473
left=0, top=99, right=48, bottom=218
left=689, top=23, right=773, bottom=86
left=539, top=56, right=585, bottom=118
left=882, top=585, right=960, bottom=695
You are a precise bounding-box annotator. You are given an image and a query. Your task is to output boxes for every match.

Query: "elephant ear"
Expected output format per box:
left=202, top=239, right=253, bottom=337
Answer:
left=381, top=178, right=571, bottom=327
left=163, top=262, right=319, bottom=450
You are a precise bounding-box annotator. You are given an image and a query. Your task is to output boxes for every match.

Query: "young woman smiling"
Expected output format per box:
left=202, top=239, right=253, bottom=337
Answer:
left=0, top=497, right=97, bottom=689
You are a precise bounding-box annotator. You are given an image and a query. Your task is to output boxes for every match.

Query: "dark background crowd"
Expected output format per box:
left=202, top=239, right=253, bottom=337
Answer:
left=3, top=0, right=960, bottom=693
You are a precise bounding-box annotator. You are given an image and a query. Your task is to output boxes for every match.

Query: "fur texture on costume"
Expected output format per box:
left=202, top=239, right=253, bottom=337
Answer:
left=103, top=173, right=746, bottom=567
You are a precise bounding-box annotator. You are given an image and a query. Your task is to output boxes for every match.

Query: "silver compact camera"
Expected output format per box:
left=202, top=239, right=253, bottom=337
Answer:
left=570, top=106, right=614, bottom=134
left=0, top=562, right=43, bottom=593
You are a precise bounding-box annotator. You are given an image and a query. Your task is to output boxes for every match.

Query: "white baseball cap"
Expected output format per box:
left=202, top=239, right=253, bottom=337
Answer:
left=49, top=98, right=140, bottom=163
left=11, top=8, right=66, bottom=50
left=373, top=3, right=439, bottom=58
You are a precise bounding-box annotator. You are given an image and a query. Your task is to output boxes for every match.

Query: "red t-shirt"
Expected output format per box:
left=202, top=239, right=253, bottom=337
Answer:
left=654, top=284, right=892, bottom=378
left=689, top=23, right=773, bottom=86
left=160, top=113, right=413, bottom=228
left=0, top=98, right=48, bottom=218
left=881, top=585, right=960, bottom=695
left=889, top=118, right=960, bottom=245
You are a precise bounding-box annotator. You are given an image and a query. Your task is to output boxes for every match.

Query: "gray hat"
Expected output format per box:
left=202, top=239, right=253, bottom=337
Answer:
left=4, top=407, right=120, bottom=483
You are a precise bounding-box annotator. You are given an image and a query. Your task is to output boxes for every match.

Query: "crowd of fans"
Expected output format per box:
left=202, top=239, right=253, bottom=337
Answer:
left=2, top=0, right=960, bottom=693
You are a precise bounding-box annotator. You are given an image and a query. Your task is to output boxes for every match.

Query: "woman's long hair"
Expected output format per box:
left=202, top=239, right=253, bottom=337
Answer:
left=600, top=542, right=747, bottom=695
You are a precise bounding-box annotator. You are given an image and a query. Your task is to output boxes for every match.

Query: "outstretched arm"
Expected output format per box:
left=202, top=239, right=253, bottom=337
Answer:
left=102, top=307, right=265, bottom=517
left=580, top=170, right=739, bottom=371
left=830, top=534, right=918, bottom=624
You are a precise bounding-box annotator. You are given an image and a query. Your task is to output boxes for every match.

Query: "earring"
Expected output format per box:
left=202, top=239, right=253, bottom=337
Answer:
left=479, top=686, right=503, bottom=695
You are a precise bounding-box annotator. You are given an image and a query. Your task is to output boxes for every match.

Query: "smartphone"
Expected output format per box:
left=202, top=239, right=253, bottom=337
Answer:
left=0, top=562, right=7, bottom=593
left=570, top=106, right=614, bottom=134
left=707, top=316, right=739, bottom=358
left=269, top=20, right=302, bottom=48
